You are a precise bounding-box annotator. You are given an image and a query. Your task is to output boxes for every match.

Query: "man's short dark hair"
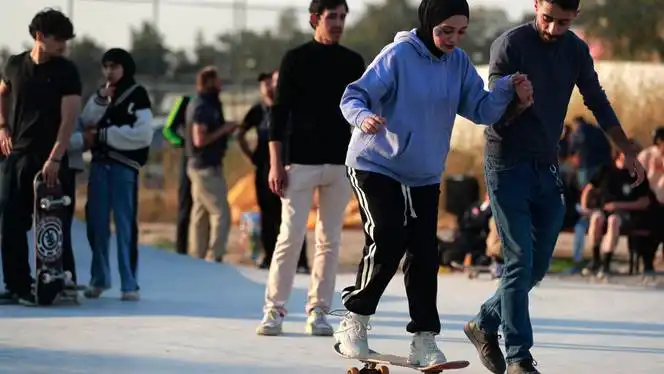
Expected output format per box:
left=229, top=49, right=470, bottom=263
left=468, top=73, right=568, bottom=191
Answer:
left=541, top=0, right=580, bottom=11
left=309, top=0, right=349, bottom=15
left=652, top=126, right=664, bottom=144
left=257, top=72, right=273, bottom=82
left=29, top=8, right=75, bottom=40
left=196, top=66, right=218, bottom=90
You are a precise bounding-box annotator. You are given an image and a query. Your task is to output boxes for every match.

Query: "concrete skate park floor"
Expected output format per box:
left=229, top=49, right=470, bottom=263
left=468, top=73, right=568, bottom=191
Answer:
left=0, top=221, right=663, bottom=374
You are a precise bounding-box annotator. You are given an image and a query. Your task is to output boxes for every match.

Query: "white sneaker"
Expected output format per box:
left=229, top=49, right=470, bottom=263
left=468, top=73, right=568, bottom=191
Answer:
left=306, top=307, right=333, bottom=336
left=333, top=311, right=371, bottom=358
left=408, top=332, right=447, bottom=367
left=256, top=308, right=284, bottom=336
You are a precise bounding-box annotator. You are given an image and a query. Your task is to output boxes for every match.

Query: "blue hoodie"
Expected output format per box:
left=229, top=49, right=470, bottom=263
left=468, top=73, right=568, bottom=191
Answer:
left=341, top=29, right=515, bottom=187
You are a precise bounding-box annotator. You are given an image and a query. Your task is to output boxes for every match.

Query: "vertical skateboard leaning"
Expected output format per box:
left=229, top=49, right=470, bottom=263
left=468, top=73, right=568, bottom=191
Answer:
left=334, top=343, right=469, bottom=374
left=33, top=172, right=74, bottom=305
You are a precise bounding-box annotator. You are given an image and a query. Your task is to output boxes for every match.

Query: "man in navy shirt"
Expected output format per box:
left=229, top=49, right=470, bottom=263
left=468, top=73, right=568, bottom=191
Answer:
left=463, top=1, right=646, bottom=373
left=185, top=67, right=237, bottom=262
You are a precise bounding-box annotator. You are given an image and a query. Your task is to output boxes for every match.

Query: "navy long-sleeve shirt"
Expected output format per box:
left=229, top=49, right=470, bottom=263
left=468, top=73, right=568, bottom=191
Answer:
left=484, top=22, right=620, bottom=163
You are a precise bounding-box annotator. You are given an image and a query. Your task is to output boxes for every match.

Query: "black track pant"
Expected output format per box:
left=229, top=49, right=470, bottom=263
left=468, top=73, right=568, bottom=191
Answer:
left=176, top=153, right=192, bottom=255
left=342, top=168, right=441, bottom=334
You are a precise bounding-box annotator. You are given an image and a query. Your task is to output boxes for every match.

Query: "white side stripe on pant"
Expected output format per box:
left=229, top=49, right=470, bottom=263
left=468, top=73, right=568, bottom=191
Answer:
left=401, top=185, right=418, bottom=224
left=343, top=168, right=377, bottom=304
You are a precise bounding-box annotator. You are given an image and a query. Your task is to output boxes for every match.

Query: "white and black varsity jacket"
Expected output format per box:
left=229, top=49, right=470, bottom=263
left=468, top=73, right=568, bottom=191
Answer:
left=80, top=84, right=154, bottom=170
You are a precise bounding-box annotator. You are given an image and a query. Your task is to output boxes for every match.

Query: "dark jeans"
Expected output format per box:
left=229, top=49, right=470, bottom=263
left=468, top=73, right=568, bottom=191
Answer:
left=473, top=158, right=565, bottom=364
left=176, top=153, right=192, bottom=255
left=255, top=163, right=308, bottom=268
left=86, top=162, right=140, bottom=292
left=0, top=154, right=76, bottom=295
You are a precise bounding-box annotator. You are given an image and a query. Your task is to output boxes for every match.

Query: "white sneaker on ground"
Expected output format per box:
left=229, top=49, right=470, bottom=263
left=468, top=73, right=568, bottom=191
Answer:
left=333, top=310, right=371, bottom=358
left=256, top=308, right=284, bottom=336
left=306, top=307, right=334, bottom=336
left=408, top=332, right=447, bottom=367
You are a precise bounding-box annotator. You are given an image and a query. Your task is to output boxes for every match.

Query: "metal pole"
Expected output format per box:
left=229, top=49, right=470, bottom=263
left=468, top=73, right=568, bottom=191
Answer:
left=152, top=0, right=160, bottom=27
left=67, top=0, right=75, bottom=21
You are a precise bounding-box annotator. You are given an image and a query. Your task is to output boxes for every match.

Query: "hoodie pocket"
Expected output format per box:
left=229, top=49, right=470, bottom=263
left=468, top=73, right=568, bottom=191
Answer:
left=362, top=130, right=412, bottom=160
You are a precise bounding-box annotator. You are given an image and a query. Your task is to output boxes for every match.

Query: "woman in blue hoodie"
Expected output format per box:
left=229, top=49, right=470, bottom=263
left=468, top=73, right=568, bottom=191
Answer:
left=333, top=0, right=532, bottom=368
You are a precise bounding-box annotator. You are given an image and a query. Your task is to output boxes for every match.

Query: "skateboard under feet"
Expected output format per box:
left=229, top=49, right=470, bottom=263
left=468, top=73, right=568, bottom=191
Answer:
left=334, top=343, right=469, bottom=373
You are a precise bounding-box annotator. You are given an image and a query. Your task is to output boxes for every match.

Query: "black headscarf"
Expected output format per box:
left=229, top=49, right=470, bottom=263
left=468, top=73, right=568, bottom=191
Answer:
left=101, top=48, right=137, bottom=101
left=415, top=0, right=470, bottom=58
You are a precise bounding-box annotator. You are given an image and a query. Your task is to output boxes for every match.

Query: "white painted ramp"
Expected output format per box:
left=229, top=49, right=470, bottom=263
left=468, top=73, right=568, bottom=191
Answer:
left=0, top=221, right=663, bottom=373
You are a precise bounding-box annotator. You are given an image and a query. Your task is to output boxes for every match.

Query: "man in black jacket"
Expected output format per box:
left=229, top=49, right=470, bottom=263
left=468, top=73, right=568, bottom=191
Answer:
left=81, top=48, right=154, bottom=302
left=237, top=71, right=309, bottom=272
left=0, top=8, right=81, bottom=306
left=163, top=95, right=192, bottom=255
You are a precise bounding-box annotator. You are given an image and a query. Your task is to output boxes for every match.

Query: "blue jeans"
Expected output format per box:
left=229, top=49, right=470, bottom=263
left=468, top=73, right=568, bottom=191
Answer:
left=473, top=158, right=565, bottom=364
left=573, top=216, right=589, bottom=262
left=86, top=162, right=140, bottom=292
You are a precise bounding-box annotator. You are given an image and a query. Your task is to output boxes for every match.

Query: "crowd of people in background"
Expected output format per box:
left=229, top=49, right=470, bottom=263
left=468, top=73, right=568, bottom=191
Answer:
left=558, top=118, right=664, bottom=278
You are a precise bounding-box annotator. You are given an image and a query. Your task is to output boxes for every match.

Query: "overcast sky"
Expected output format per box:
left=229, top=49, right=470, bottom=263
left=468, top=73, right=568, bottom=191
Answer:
left=0, top=0, right=534, bottom=52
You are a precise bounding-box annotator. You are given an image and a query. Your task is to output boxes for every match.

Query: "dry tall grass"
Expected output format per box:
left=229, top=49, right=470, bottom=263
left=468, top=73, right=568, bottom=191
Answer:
left=83, top=62, right=664, bottom=227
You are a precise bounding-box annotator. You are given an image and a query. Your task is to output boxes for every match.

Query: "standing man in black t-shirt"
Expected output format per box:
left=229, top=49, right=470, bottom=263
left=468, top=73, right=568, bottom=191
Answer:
left=580, top=149, right=652, bottom=278
left=0, top=9, right=81, bottom=305
left=256, top=0, right=365, bottom=337
left=237, top=71, right=309, bottom=272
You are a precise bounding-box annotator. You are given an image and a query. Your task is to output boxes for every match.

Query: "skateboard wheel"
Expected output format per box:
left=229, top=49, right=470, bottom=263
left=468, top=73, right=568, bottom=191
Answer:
left=63, top=271, right=72, bottom=282
left=62, top=196, right=72, bottom=206
left=347, top=367, right=360, bottom=374
left=43, top=274, right=52, bottom=284
left=377, top=365, right=389, bottom=374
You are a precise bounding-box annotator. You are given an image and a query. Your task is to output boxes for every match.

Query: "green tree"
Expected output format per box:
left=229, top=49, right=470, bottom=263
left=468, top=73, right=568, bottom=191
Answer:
left=577, top=0, right=664, bottom=60
left=459, top=6, right=512, bottom=64
left=343, top=0, right=417, bottom=62
left=130, top=22, right=170, bottom=79
left=69, top=36, right=106, bottom=99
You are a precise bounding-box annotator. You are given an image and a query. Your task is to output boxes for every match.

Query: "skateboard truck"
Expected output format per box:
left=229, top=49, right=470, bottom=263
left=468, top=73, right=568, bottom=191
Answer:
left=42, top=270, right=72, bottom=284
left=40, top=196, right=72, bottom=210
left=348, top=363, right=389, bottom=374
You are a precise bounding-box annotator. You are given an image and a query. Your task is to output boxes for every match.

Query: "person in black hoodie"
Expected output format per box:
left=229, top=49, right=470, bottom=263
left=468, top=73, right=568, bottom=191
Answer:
left=81, top=48, right=153, bottom=301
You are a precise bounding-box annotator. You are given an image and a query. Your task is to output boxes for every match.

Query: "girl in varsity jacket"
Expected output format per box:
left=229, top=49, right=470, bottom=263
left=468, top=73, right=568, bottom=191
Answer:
left=80, top=48, right=154, bottom=301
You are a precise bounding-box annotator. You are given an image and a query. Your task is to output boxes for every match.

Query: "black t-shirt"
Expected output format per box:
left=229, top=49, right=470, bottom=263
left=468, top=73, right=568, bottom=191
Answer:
left=590, top=164, right=650, bottom=206
left=185, top=92, right=227, bottom=169
left=269, top=40, right=366, bottom=165
left=1, top=51, right=81, bottom=159
left=240, top=102, right=270, bottom=166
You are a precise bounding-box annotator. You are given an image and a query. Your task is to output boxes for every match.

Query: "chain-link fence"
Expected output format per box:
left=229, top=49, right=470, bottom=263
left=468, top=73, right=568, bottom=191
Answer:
left=57, top=0, right=320, bottom=221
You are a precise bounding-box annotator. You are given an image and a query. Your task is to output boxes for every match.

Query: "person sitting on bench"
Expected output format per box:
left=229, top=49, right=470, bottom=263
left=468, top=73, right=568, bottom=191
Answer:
left=439, top=193, right=493, bottom=267
left=580, top=148, right=653, bottom=279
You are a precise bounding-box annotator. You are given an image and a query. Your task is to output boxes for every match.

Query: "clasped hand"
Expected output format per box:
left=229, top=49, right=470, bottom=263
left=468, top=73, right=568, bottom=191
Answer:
left=511, top=72, right=534, bottom=108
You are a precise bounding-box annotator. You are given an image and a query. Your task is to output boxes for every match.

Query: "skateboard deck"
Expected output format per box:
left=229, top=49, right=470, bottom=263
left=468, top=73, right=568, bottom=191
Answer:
left=33, top=173, right=74, bottom=306
left=334, top=343, right=469, bottom=373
